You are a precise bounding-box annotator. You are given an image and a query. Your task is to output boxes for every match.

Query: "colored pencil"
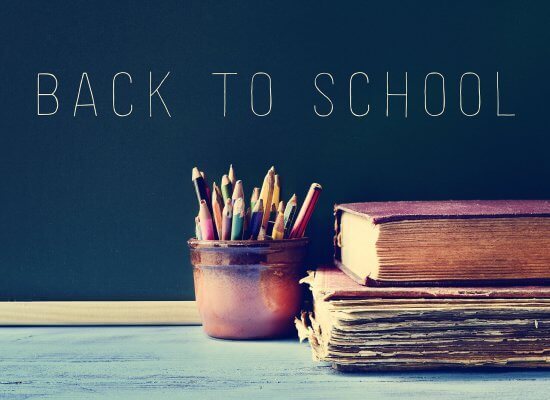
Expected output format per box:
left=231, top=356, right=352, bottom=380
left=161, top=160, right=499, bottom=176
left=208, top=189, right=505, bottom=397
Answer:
left=221, top=198, right=233, bottom=240
left=289, top=183, right=322, bottom=238
left=283, top=194, right=298, bottom=238
left=191, top=164, right=320, bottom=242
left=192, top=167, right=210, bottom=210
left=243, top=207, right=251, bottom=239
left=266, top=202, right=277, bottom=236
left=213, top=182, right=223, bottom=202
left=199, top=200, right=215, bottom=240
left=232, top=180, right=244, bottom=205
left=250, top=187, right=260, bottom=211
left=228, top=164, right=236, bottom=187
left=231, top=198, right=245, bottom=240
left=258, top=168, right=275, bottom=239
left=272, top=174, right=280, bottom=211
left=248, top=199, right=264, bottom=240
left=211, top=183, right=224, bottom=239
left=221, top=174, right=233, bottom=203
left=271, top=202, right=285, bottom=240
left=195, top=216, right=202, bottom=240
left=200, top=171, right=211, bottom=205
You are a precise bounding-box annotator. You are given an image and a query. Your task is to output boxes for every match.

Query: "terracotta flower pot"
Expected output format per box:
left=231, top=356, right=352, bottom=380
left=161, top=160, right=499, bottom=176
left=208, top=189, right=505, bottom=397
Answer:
left=188, top=238, right=309, bottom=339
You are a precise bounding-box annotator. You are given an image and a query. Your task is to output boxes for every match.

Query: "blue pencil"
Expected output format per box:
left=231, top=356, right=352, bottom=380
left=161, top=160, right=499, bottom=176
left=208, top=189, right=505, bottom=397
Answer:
left=248, top=199, right=264, bottom=240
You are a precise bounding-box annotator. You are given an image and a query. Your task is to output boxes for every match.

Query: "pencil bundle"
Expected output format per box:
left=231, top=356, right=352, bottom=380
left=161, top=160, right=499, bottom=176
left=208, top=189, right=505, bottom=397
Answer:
left=192, top=165, right=322, bottom=241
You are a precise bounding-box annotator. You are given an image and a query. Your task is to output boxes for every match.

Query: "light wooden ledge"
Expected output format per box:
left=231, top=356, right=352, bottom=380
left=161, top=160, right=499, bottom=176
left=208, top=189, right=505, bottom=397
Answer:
left=0, top=301, right=201, bottom=326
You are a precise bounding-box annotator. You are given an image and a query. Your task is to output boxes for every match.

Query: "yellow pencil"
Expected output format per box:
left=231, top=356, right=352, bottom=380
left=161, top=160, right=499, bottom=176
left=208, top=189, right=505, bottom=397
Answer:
left=271, top=201, right=285, bottom=240
left=258, top=168, right=275, bottom=239
left=272, top=174, right=280, bottom=213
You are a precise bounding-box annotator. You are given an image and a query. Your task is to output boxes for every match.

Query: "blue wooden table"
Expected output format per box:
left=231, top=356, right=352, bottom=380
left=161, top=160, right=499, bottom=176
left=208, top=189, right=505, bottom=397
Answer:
left=1, top=326, right=549, bottom=399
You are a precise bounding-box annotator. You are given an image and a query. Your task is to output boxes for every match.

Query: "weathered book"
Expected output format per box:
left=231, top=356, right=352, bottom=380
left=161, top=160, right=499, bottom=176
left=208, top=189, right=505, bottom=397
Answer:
left=296, top=267, right=550, bottom=371
left=334, top=200, right=550, bottom=285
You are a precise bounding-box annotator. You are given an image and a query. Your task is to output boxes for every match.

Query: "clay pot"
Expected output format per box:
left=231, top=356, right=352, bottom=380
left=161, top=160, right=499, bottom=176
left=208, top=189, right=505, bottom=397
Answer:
left=188, top=238, right=309, bottom=339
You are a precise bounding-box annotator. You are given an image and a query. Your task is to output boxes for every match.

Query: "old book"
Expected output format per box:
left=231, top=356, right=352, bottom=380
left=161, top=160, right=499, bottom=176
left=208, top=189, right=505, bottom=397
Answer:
left=334, top=200, right=550, bottom=285
left=296, top=267, right=550, bottom=371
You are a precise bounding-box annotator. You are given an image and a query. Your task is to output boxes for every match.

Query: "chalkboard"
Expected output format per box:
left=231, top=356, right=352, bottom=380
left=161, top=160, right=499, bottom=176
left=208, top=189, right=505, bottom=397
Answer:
left=1, top=1, right=548, bottom=300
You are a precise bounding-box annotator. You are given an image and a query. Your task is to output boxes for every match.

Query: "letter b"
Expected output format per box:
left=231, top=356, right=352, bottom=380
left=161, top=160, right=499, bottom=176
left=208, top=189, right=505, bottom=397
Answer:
left=37, top=73, right=59, bottom=116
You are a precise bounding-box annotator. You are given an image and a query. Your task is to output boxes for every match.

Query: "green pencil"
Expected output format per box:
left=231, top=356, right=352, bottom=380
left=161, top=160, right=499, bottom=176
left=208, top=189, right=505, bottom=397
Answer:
left=231, top=197, right=245, bottom=240
left=221, top=174, right=233, bottom=203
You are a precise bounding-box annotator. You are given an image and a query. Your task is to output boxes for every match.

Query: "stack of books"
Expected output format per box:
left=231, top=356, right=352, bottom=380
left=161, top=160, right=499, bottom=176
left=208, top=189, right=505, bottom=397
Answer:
left=297, top=200, right=550, bottom=371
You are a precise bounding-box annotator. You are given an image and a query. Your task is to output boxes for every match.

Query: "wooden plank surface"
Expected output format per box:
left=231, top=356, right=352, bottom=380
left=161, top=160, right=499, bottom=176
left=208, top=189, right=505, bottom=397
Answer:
left=0, top=301, right=201, bottom=325
left=0, top=326, right=548, bottom=399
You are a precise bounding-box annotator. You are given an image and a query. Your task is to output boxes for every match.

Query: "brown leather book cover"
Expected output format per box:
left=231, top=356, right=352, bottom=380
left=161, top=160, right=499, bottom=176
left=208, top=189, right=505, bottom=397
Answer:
left=335, top=199, right=550, bottom=224
left=311, top=267, right=550, bottom=301
left=333, top=200, right=550, bottom=286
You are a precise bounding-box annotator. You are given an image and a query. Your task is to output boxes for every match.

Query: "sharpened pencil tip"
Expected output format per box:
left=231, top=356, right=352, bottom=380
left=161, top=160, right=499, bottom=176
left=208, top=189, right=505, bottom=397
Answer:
left=192, top=167, right=201, bottom=180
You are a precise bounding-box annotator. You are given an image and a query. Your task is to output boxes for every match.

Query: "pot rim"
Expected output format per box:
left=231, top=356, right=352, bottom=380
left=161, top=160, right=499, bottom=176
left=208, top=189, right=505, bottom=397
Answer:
left=188, top=237, right=309, bottom=249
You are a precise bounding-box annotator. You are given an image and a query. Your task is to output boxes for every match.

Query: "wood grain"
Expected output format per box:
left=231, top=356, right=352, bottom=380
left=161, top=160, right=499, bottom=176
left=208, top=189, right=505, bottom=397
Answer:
left=0, top=301, right=201, bottom=325
left=0, top=326, right=549, bottom=399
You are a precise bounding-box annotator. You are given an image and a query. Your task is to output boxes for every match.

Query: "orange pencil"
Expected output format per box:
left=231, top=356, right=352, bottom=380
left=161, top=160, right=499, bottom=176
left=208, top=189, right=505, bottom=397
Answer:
left=211, top=183, right=224, bottom=239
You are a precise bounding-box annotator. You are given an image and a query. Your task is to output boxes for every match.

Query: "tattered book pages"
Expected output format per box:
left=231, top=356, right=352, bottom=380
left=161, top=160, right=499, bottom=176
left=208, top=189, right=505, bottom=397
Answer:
left=297, top=268, right=550, bottom=371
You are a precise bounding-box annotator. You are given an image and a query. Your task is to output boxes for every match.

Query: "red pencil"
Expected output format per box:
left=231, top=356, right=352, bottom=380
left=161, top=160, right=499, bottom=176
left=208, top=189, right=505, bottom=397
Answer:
left=289, top=183, right=322, bottom=238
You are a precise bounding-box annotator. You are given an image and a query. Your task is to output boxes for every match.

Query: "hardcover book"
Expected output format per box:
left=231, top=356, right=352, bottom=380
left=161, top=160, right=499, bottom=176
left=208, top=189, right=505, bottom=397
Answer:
left=333, top=200, right=550, bottom=285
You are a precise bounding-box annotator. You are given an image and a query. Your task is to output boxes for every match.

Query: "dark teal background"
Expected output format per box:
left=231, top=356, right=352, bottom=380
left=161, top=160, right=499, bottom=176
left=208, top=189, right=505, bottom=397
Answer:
left=1, top=1, right=548, bottom=300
